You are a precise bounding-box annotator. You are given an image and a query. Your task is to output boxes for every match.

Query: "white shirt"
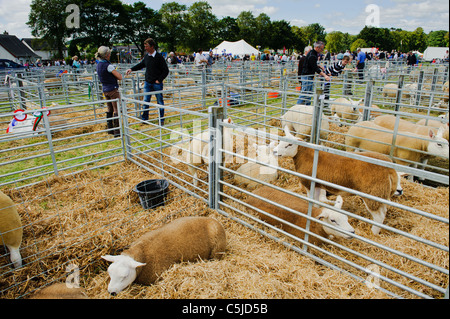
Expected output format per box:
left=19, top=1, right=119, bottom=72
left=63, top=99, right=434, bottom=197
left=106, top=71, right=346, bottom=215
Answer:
left=195, top=52, right=207, bottom=67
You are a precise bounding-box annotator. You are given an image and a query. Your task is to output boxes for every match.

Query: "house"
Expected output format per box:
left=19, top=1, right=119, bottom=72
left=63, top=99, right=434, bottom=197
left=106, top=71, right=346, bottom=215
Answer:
left=0, top=34, right=41, bottom=64
left=22, top=38, right=68, bottom=62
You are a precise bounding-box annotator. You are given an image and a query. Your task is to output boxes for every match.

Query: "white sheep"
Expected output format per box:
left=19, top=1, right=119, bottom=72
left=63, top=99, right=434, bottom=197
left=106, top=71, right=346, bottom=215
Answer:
left=0, top=190, right=23, bottom=268
left=382, top=83, right=398, bottom=99
left=102, top=216, right=226, bottom=295
left=280, top=104, right=329, bottom=141
left=186, top=118, right=233, bottom=187
left=246, top=186, right=354, bottom=244
left=273, top=126, right=405, bottom=235
left=403, top=82, right=418, bottom=105
left=346, top=120, right=449, bottom=167
left=374, top=114, right=449, bottom=142
left=329, top=97, right=363, bottom=126
left=416, top=113, right=449, bottom=129
left=234, top=142, right=278, bottom=189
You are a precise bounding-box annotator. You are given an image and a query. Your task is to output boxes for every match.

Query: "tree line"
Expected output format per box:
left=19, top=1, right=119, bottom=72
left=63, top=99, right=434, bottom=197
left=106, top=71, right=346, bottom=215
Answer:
left=26, top=0, right=449, bottom=60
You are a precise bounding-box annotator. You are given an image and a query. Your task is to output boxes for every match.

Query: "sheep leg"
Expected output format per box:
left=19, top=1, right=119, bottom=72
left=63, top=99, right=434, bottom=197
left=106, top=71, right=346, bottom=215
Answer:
left=7, top=245, right=22, bottom=268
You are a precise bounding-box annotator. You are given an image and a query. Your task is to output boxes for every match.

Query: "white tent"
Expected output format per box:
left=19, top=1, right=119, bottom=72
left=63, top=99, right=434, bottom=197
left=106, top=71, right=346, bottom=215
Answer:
left=422, top=47, right=449, bottom=61
left=213, top=39, right=260, bottom=57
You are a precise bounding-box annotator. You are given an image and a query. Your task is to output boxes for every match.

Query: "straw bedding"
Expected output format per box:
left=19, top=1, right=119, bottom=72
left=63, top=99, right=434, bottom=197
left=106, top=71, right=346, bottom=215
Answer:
left=0, top=154, right=447, bottom=299
left=0, top=119, right=448, bottom=299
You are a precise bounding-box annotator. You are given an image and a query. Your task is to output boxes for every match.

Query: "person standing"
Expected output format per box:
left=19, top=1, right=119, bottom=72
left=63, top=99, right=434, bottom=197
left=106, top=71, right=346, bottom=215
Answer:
left=297, top=41, right=330, bottom=105
left=96, top=46, right=123, bottom=137
left=206, top=50, right=215, bottom=82
left=126, top=38, right=169, bottom=125
left=297, top=46, right=312, bottom=85
left=356, top=48, right=366, bottom=82
left=194, top=49, right=208, bottom=70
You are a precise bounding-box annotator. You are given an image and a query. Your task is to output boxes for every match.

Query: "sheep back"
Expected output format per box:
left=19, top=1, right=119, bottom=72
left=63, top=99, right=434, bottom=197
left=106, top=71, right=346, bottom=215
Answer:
left=246, top=186, right=327, bottom=244
left=346, top=121, right=428, bottom=165
left=0, top=190, right=23, bottom=249
left=123, top=216, right=226, bottom=285
left=281, top=104, right=329, bottom=140
left=292, top=147, right=398, bottom=210
left=29, top=283, right=89, bottom=299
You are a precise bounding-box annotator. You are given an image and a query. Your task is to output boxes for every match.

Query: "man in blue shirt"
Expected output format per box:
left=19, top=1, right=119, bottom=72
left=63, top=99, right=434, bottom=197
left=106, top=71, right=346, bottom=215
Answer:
left=356, top=48, right=366, bottom=82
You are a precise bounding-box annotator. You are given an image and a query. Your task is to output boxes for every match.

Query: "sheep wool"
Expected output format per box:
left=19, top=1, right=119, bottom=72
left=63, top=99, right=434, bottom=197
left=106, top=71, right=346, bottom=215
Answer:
left=103, top=216, right=226, bottom=293
left=0, top=190, right=23, bottom=268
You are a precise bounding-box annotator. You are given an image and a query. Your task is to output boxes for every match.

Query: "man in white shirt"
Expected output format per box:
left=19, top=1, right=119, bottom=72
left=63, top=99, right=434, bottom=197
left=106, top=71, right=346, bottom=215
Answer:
left=195, top=49, right=208, bottom=69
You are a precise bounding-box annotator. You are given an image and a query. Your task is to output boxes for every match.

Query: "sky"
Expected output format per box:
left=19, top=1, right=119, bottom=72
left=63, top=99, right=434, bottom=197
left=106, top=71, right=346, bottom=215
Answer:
left=0, top=0, right=449, bottom=40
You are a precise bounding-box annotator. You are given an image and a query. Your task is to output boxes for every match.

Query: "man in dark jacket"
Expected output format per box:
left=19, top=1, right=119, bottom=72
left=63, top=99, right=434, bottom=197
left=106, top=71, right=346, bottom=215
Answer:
left=297, top=41, right=330, bottom=105
left=126, top=38, right=169, bottom=125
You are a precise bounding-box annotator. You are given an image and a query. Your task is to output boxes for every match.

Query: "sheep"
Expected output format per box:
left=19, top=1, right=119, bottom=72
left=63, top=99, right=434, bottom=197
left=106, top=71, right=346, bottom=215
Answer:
left=29, top=283, right=89, bottom=299
left=403, top=82, right=418, bottom=105
left=273, top=126, right=405, bottom=235
left=345, top=120, right=449, bottom=167
left=434, top=81, right=449, bottom=108
left=416, top=113, right=449, bottom=129
left=382, top=83, right=398, bottom=99
left=329, top=97, right=363, bottom=126
left=280, top=104, right=329, bottom=141
left=234, top=142, right=278, bottom=189
left=245, top=186, right=354, bottom=244
left=374, top=114, right=449, bottom=142
left=0, top=190, right=23, bottom=268
left=102, top=216, right=226, bottom=295
left=186, top=118, right=233, bottom=187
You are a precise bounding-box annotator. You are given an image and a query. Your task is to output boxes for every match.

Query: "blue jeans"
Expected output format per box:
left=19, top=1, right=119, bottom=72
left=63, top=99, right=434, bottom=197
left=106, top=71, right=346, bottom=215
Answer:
left=297, top=75, right=314, bottom=105
left=143, top=81, right=164, bottom=123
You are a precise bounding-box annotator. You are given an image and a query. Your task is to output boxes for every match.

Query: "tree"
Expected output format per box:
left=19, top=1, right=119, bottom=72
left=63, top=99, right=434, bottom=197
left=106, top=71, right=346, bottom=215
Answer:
left=269, top=20, right=294, bottom=52
left=255, top=13, right=271, bottom=50
left=185, top=1, right=217, bottom=51
left=69, top=0, right=126, bottom=49
left=350, top=39, right=367, bottom=52
left=159, top=2, right=188, bottom=52
left=325, top=31, right=347, bottom=53
left=27, top=0, right=71, bottom=59
left=358, top=26, right=394, bottom=51
left=410, top=27, right=427, bottom=52
left=237, top=11, right=258, bottom=45
left=302, top=23, right=326, bottom=45
left=118, top=2, right=162, bottom=55
left=427, top=30, right=448, bottom=47
left=215, top=16, right=240, bottom=46
left=291, top=26, right=307, bottom=53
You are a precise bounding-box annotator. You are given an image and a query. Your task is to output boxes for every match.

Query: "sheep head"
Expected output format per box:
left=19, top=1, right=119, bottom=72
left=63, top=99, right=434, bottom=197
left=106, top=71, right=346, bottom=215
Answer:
left=317, top=196, right=355, bottom=239
left=272, top=126, right=302, bottom=157
left=427, top=127, right=449, bottom=159
left=102, top=255, right=146, bottom=295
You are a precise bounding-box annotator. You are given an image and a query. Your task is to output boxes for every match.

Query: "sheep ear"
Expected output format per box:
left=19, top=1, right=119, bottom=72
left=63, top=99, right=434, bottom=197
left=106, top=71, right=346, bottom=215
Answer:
left=428, top=129, right=435, bottom=138
left=334, top=195, right=344, bottom=209
left=102, top=255, right=119, bottom=263
left=130, top=260, right=146, bottom=268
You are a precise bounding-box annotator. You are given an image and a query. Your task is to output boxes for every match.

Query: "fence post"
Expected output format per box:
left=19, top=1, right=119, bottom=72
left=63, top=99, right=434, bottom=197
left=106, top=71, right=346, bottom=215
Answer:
left=42, top=111, right=59, bottom=176
left=209, top=105, right=224, bottom=209
left=120, top=97, right=132, bottom=161
left=363, top=80, right=374, bottom=121
left=415, top=70, right=425, bottom=109
left=311, top=89, right=324, bottom=145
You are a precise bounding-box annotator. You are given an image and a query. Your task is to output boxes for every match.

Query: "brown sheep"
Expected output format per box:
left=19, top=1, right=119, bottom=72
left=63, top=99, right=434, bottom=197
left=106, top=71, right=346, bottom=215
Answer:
left=102, top=216, right=226, bottom=294
left=246, top=186, right=354, bottom=245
